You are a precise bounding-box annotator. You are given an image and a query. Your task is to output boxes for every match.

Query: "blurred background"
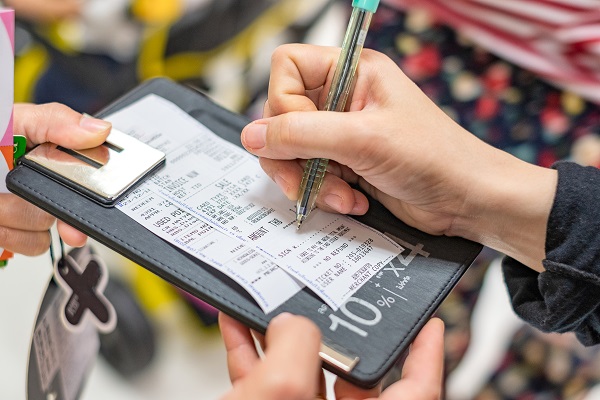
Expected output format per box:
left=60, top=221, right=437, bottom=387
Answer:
left=2, top=0, right=600, bottom=399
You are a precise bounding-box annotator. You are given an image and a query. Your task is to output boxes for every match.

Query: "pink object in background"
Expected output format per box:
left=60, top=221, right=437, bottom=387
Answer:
left=0, top=8, right=14, bottom=262
left=0, top=8, right=14, bottom=147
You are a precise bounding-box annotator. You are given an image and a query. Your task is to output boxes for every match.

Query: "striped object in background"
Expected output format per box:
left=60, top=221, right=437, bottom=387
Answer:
left=385, top=0, right=600, bottom=104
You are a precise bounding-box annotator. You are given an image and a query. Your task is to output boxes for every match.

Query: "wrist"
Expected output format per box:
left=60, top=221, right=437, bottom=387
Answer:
left=450, top=146, right=557, bottom=271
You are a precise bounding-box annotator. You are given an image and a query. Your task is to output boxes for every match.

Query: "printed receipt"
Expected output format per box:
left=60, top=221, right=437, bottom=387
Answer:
left=118, top=186, right=303, bottom=313
left=107, top=95, right=401, bottom=310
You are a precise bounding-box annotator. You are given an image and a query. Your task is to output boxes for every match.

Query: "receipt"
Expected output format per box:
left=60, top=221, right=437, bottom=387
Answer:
left=118, top=185, right=303, bottom=313
left=108, top=95, right=401, bottom=310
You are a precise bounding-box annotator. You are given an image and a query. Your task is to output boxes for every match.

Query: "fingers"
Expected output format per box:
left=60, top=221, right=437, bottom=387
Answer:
left=0, top=194, right=88, bottom=254
left=14, top=103, right=111, bottom=149
left=0, top=194, right=54, bottom=231
left=0, top=194, right=53, bottom=255
left=257, top=157, right=304, bottom=200
left=259, top=157, right=369, bottom=215
left=223, top=313, right=322, bottom=400
left=11, top=103, right=101, bottom=251
left=241, top=111, right=377, bottom=168
left=0, top=227, right=51, bottom=256
left=267, top=44, right=341, bottom=115
left=400, top=318, right=445, bottom=388
left=334, top=379, right=381, bottom=400
left=56, top=221, right=87, bottom=248
left=259, top=313, right=322, bottom=399
left=263, top=313, right=321, bottom=374
left=219, top=312, right=260, bottom=384
left=379, top=318, right=445, bottom=400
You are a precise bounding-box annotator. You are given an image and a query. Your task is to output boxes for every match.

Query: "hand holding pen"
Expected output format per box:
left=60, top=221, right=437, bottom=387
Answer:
left=295, top=0, right=380, bottom=228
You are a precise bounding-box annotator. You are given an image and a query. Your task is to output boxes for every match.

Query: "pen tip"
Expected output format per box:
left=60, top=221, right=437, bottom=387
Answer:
left=296, top=215, right=304, bottom=230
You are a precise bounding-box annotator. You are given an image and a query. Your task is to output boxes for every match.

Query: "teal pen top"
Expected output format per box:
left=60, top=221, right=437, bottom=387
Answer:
left=352, top=0, right=380, bottom=13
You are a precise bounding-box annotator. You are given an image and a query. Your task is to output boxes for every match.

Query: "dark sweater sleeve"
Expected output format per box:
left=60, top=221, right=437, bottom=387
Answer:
left=502, top=161, right=600, bottom=346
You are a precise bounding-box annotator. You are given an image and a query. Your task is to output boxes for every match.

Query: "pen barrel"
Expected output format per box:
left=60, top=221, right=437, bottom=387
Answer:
left=324, top=7, right=372, bottom=113
left=297, top=157, right=329, bottom=215
left=296, top=6, right=374, bottom=225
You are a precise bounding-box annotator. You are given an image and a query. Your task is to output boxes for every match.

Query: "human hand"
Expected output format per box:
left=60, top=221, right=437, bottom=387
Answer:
left=241, top=44, right=557, bottom=270
left=5, top=0, right=81, bottom=23
left=219, top=312, right=444, bottom=400
left=0, top=103, right=111, bottom=255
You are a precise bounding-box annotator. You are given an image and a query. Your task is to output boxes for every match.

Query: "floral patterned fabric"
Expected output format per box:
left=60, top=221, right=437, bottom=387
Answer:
left=477, top=327, right=600, bottom=400
left=365, top=4, right=600, bottom=399
left=366, top=5, right=600, bottom=169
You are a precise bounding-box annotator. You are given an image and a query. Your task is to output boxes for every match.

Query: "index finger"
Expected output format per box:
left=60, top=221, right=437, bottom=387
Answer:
left=14, top=103, right=111, bottom=149
left=379, top=318, right=445, bottom=400
left=267, top=44, right=341, bottom=116
left=219, top=312, right=260, bottom=384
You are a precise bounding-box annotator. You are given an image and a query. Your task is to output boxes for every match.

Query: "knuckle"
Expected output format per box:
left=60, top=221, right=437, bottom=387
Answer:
left=0, top=228, right=50, bottom=256
left=362, top=48, right=394, bottom=66
left=39, top=213, right=56, bottom=229
left=27, top=208, right=55, bottom=230
left=270, top=45, right=287, bottom=65
left=270, top=43, right=301, bottom=65
left=39, top=102, right=74, bottom=126
left=25, top=234, right=51, bottom=256
left=45, top=101, right=70, bottom=115
left=276, top=113, right=301, bottom=150
left=0, top=226, right=9, bottom=247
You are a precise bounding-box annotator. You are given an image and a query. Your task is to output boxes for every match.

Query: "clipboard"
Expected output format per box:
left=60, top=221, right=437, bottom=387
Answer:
left=7, top=78, right=482, bottom=388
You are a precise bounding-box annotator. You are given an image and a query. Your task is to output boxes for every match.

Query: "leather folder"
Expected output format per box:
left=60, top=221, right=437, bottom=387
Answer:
left=7, top=78, right=482, bottom=388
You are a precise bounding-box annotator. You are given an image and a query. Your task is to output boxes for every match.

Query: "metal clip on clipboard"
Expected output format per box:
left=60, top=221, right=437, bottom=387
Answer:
left=320, top=340, right=360, bottom=372
left=21, top=128, right=166, bottom=206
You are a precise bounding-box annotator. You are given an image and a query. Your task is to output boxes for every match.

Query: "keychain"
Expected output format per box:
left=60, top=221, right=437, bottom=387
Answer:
left=51, top=239, right=117, bottom=334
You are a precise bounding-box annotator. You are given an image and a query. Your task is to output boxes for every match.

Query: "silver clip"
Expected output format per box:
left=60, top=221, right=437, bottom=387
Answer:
left=319, top=341, right=359, bottom=372
left=24, top=128, right=165, bottom=205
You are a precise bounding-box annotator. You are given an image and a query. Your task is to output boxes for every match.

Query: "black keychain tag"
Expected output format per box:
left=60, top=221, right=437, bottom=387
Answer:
left=54, top=246, right=117, bottom=334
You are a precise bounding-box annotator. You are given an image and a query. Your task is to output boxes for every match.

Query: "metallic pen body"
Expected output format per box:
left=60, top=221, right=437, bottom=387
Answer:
left=296, top=2, right=376, bottom=228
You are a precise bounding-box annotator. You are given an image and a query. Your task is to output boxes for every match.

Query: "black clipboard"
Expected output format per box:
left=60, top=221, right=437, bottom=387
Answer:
left=7, top=78, right=482, bottom=388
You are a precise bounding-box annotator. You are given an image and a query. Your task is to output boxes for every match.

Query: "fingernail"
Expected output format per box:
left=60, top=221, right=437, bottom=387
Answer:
left=324, top=194, right=342, bottom=211
left=272, top=312, right=293, bottom=325
left=80, top=116, right=112, bottom=134
left=351, top=199, right=366, bottom=214
left=243, top=121, right=267, bottom=150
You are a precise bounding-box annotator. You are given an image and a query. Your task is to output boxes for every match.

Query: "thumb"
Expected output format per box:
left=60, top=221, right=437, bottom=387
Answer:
left=242, top=110, right=374, bottom=165
left=14, top=103, right=111, bottom=149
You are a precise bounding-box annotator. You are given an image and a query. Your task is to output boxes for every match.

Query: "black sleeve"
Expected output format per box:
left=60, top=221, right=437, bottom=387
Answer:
left=502, top=161, right=600, bottom=346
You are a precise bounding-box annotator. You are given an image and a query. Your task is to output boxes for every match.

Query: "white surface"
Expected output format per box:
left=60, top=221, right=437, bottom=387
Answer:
left=0, top=250, right=53, bottom=400
left=446, top=258, right=600, bottom=400
left=446, top=259, right=523, bottom=399
left=0, top=241, right=231, bottom=400
left=0, top=155, right=10, bottom=193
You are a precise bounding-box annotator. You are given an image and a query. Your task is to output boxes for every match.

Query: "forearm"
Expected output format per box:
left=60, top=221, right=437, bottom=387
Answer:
left=502, top=162, right=600, bottom=345
left=449, top=142, right=557, bottom=272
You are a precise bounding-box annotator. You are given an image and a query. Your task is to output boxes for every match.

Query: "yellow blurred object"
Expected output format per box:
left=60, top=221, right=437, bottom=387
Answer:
left=128, top=260, right=180, bottom=313
left=137, top=0, right=303, bottom=111
left=14, top=44, right=48, bottom=102
left=561, top=91, right=585, bottom=116
left=132, top=0, right=183, bottom=24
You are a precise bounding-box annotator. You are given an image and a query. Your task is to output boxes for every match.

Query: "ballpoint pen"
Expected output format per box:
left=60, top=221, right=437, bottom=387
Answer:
left=296, top=0, right=380, bottom=229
